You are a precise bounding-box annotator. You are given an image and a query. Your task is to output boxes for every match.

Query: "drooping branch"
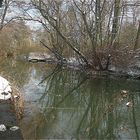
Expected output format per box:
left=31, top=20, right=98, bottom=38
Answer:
left=40, top=40, right=64, bottom=61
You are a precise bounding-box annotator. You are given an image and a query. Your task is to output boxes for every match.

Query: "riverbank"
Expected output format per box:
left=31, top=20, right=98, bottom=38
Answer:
left=0, top=100, right=23, bottom=140
left=0, top=76, right=24, bottom=139
left=25, top=52, right=140, bottom=80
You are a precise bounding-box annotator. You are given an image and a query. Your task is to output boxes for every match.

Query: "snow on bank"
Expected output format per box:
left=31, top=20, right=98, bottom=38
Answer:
left=0, top=124, right=19, bottom=132
left=0, top=76, right=12, bottom=100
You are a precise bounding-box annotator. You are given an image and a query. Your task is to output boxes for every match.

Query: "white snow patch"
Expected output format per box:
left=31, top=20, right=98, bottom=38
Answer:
left=0, top=124, right=7, bottom=132
left=0, top=76, right=12, bottom=100
left=10, top=126, right=19, bottom=131
left=67, top=57, right=80, bottom=66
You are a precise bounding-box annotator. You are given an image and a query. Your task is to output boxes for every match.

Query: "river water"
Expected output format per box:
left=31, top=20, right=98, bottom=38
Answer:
left=0, top=59, right=140, bottom=139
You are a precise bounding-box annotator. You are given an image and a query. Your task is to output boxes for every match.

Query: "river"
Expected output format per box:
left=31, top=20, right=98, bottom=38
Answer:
left=0, top=58, right=140, bottom=139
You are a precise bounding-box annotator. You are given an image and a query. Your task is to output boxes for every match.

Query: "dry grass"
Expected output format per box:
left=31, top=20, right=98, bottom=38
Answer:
left=11, top=86, right=24, bottom=120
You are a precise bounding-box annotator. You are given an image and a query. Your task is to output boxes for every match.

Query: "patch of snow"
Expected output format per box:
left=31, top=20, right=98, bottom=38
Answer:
left=28, top=52, right=51, bottom=61
left=121, top=90, right=128, bottom=94
left=0, top=76, right=12, bottom=100
left=10, top=126, right=19, bottom=131
left=67, top=57, right=77, bottom=63
left=126, top=102, right=133, bottom=107
left=67, top=57, right=80, bottom=66
left=0, top=124, right=7, bottom=132
left=13, top=95, right=19, bottom=99
left=109, top=66, right=116, bottom=71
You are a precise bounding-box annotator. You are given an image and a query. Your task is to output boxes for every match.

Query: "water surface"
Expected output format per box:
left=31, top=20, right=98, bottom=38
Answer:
left=0, top=59, right=140, bottom=139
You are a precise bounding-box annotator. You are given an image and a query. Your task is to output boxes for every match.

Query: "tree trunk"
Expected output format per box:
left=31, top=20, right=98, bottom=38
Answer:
left=95, top=0, right=102, bottom=47
left=111, top=0, right=121, bottom=45
left=134, top=21, right=140, bottom=50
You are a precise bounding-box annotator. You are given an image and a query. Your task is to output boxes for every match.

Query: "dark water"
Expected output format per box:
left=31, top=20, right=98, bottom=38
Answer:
left=0, top=59, right=140, bottom=139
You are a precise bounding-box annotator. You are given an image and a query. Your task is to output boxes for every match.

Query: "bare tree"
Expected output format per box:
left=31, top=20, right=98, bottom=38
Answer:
left=31, top=0, right=91, bottom=66
left=25, top=0, right=140, bottom=70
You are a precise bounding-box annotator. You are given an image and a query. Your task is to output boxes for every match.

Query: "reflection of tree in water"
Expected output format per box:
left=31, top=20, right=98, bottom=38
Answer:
left=37, top=69, right=140, bottom=139
left=0, top=58, right=30, bottom=87
left=0, top=58, right=51, bottom=88
left=2, top=59, right=138, bottom=139
left=17, top=64, right=139, bottom=139
left=131, top=94, right=140, bottom=140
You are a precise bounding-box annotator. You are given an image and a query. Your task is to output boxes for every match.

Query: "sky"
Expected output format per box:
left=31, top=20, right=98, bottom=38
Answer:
left=0, top=0, right=42, bottom=31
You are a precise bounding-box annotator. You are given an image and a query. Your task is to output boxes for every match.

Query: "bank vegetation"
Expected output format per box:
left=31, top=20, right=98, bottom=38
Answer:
left=0, top=0, right=140, bottom=72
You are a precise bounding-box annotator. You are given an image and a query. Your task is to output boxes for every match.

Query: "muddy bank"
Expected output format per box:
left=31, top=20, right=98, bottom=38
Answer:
left=0, top=101, right=23, bottom=140
left=0, top=76, right=23, bottom=140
